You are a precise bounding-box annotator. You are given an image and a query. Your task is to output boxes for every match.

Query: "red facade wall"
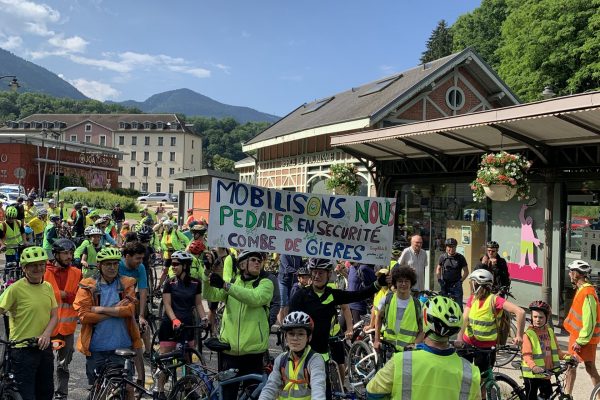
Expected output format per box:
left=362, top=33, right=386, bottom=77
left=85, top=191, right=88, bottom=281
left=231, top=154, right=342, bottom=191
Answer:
left=64, top=122, right=113, bottom=147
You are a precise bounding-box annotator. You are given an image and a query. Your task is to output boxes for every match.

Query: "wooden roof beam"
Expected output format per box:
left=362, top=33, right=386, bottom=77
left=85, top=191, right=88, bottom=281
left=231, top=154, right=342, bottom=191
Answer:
left=489, top=124, right=549, bottom=165
left=396, top=138, right=448, bottom=172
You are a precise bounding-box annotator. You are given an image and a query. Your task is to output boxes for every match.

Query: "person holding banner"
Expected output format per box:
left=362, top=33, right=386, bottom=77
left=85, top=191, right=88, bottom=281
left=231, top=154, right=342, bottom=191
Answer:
left=203, top=249, right=274, bottom=400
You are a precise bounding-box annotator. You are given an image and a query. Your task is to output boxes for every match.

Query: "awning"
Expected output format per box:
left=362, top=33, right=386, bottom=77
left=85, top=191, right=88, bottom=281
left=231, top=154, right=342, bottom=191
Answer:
left=330, top=91, right=600, bottom=165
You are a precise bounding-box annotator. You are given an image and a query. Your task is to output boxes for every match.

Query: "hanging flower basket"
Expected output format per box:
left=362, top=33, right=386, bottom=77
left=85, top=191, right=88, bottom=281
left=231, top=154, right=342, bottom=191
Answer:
left=471, top=151, right=532, bottom=202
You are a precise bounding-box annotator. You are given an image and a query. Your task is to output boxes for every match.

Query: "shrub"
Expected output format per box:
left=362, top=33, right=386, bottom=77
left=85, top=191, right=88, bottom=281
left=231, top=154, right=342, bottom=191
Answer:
left=56, top=191, right=139, bottom=212
left=326, top=163, right=361, bottom=196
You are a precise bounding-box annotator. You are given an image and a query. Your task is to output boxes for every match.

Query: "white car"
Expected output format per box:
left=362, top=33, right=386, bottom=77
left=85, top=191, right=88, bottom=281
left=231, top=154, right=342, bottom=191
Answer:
left=137, top=192, right=176, bottom=202
left=0, top=184, right=25, bottom=194
left=60, top=186, right=89, bottom=193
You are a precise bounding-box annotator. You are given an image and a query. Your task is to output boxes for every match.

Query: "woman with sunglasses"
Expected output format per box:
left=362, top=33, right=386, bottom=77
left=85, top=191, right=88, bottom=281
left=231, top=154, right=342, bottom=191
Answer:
left=156, top=251, right=208, bottom=397
left=476, top=240, right=510, bottom=294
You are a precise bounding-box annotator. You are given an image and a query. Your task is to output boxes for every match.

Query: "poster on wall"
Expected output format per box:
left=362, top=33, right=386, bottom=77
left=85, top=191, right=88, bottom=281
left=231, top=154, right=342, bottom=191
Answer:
left=461, top=226, right=471, bottom=245
left=207, top=179, right=396, bottom=264
left=506, top=203, right=543, bottom=284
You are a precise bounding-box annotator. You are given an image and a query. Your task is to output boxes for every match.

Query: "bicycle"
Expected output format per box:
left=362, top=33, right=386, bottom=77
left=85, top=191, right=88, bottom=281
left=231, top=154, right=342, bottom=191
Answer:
left=505, top=359, right=576, bottom=400
left=150, top=325, right=209, bottom=376
left=456, top=344, right=524, bottom=400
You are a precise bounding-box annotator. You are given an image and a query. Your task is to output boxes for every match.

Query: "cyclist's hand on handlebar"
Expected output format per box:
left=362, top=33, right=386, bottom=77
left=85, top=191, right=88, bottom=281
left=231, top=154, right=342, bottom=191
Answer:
left=373, top=339, right=381, bottom=350
left=38, top=334, right=51, bottom=350
left=512, top=335, right=523, bottom=346
left=532, top=366, right=545, bottom=374
left=172, top=318, right=182, bottom=330
left=344, top=330, right=353, bottom=340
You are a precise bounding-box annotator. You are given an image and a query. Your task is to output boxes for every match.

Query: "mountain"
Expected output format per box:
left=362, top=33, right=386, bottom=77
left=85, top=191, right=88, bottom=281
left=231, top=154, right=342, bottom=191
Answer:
left=116, top=88, right=279, bottom=123
left=0, top=48, right=88, bottom=99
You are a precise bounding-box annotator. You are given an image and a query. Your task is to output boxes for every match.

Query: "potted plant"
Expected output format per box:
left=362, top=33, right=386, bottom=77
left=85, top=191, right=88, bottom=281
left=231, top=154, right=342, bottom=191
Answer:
left=471, top=151, right=532, bottom=202
left=326, top=163, right=361, bottom=196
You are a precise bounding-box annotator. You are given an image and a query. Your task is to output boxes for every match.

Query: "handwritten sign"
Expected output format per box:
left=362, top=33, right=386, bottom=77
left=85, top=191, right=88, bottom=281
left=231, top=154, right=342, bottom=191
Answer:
left=207, top=179, right=396, bottom=264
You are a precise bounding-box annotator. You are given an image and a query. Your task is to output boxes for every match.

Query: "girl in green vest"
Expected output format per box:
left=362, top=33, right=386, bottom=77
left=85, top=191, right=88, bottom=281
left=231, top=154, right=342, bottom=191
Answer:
left=521, top=300, right=576, bottom=400
left=259, top=311, right=326, bottom=400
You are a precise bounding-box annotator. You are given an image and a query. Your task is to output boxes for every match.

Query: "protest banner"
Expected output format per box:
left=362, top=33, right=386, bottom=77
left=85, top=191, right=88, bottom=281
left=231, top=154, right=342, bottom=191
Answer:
left=207, top=179, right=396, bottom=265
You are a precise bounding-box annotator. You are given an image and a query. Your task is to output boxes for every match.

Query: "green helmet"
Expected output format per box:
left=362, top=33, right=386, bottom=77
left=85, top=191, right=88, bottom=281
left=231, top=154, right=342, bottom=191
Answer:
left=96, top=247, right=122, bottom=263
left=5, top=206, right=18, bottom=219
left=20, top=246, right=48, bottom=265
left=424, top=296, right=462, bottom=337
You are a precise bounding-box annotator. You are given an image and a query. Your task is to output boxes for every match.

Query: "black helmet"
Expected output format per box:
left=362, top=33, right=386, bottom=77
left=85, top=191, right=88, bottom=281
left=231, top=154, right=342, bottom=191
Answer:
left=52, top=238, right=76, bottom=254
left=297, top=267, right=310, bottom=276
left=74, top=202, right=82, bottom=209
left=143, top=216, right=154, bottom=226
left=137, top=225, right=153, bottom=241
left=486, top=240, right=499, bottom=249
left=445, top=238, right=458, bottom=247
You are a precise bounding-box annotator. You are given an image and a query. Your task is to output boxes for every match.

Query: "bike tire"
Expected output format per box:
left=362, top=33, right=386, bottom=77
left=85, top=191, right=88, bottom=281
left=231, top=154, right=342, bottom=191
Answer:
left=590, top=383, right=600, bottom=400
left=494, top=372, right=525, bottom=400
left=347, top=340, right=374, bottom=395
left=169, top=374, right=210, bottom=399
left=0, top=389, right=23, bottom=400
left=328, top=361, right=344, bottom=395
left=495, top=320, right=518, bottom=367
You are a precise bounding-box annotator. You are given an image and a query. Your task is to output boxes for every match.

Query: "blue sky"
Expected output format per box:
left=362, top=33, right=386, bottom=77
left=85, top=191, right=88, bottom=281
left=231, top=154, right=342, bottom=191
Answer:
left=0, top=0, right=481, bottom=116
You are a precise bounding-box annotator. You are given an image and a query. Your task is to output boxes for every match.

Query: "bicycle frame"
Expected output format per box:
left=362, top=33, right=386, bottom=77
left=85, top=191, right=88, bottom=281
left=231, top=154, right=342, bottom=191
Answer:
left=211, top=372, right=266, bottom=400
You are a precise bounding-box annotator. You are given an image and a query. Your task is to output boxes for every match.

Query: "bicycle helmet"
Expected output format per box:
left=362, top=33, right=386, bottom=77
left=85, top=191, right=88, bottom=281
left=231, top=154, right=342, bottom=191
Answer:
left=468, top=269, right=494, bottom=286
left=20, top=246, right=48, bottom=265
left=137, top=225, right=154, bottom=241
left=567, top=260, right=592, bottom=276
left=171, top=251, right=193, bottom=263
left=282, top=311, right=314, bottom=334
left=188, top=241, right=204, bottom=256
left=307, top=258, right=334, bottom=271
left=48, top=199, right=55, bottom=204
left=297, top=267, right=310, bottom=276
left=237, top=250, right=264, bottom=264
left=96, top=247, right=122, bottom=262
left=50, top=215, right=61, bottom=222
left=162, top=220, right=174, bottom=228
left=160, top=216, right=168, bottom=223
left=52, top=239, right=76, bottom=254
left=424, top=296, right=462, bottom=337
left=94, top=217, right=108, bottom=225
left=89, top=227, right=104, bottom=236
left=445, top=238, right=458, bottom=247
left=5, top=206, right=18, bottom=219
left=37, top=208, right=48, bottom=216
left=486, top=240, right=500, bottom=249
left=392, top=238, right=408, bottom=255
left=191, top=224, right=207, bottom=233
left=528, top=300, right=551, bottom=318
left=143, top=216, right=154, bottom=226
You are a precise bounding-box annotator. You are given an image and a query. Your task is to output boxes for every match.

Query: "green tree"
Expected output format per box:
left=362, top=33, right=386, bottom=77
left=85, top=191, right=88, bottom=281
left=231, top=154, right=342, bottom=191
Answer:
left=451, top=0, right=508, bottom=67
left=420, top=20, right=454, bottom=63
left=497, top=0, right=600, bottom=101
left=212, top=155, right=236, bottom=173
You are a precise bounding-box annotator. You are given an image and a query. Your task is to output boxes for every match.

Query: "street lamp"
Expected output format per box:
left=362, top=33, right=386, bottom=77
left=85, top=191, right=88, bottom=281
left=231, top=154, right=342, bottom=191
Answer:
left=0, top=76, right=20, bottom=92
left=41, top=129, right=62, bottom=202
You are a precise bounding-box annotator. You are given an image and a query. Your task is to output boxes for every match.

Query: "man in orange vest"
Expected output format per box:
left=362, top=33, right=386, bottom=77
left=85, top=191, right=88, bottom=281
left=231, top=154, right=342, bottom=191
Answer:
left=44, top=238, right=82, bottom=400
left=564, top=260, right=600, bottom=395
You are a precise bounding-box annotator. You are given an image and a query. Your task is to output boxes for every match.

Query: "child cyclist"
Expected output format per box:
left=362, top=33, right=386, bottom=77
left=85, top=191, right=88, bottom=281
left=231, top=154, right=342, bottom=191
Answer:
left=259, top=311, right=326, bottom=400
left=521, top=300, right=577, bottom=400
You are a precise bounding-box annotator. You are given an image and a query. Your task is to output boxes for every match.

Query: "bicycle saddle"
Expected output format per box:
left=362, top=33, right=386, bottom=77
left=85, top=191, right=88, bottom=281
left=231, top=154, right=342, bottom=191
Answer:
left=114, top=348, right=136, bottom=358
left=204, top=337, right=231, bottom=352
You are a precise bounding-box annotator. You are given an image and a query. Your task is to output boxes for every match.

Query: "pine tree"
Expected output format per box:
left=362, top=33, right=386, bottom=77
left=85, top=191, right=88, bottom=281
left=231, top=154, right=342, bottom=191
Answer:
left=420, top=20, right=454, bottom=64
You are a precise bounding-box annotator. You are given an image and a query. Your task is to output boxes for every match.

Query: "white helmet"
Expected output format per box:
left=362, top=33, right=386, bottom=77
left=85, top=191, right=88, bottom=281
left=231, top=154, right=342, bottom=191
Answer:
left=160, top=216, right=168, bottom=223
left=568, top=260, right=592, bottom=276
left=87, top=227, right=103, bottom=236
left=171, top=251, right=193, bottom=262
left=469, top=269, right=494, bottom=286
left=163, top=220, right=175, bottom=227
left=37, top=208, right=48, bottom=216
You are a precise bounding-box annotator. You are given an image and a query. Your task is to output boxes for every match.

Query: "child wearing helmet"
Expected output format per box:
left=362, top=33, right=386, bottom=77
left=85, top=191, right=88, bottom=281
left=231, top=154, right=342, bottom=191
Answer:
left=0, top=206, right=26, bottom=265
left=367, top=296, right=480, bottom=399
left=76, top=227, right=104, bottom=278
left=0, top=246, right=58, bottom=400
left=521, top=300, right=575, bottom=399
left=290, top=267, right=311, bottom=300
left=259, top=311, right=326, bottom=400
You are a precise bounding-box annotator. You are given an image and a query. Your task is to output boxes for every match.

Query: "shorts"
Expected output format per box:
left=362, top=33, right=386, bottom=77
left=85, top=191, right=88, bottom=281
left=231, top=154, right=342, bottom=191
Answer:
left=462, top=347, right=495, bottom=375
left=569, top=336, right=597, bottom=362
left=158, top=320, right=195, bottom=345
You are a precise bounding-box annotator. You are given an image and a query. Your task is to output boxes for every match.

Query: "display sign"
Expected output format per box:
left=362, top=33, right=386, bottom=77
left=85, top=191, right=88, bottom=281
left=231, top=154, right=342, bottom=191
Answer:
left=207, top=179, right=396, bottom=264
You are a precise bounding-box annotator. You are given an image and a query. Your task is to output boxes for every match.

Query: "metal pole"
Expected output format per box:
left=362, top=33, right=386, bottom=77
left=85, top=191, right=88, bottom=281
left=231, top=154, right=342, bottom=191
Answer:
left=542, top=172, right=554, bottom=306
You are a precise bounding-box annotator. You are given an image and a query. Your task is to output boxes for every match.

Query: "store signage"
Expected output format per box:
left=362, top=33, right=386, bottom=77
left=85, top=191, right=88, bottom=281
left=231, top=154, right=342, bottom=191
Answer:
left=280, top=151, right=338, bottom=167
left=208, top=179, right=396, bottom=264
left=78, top=152, right=113, bottom=167
left=0, top=154, right=7, bottom=163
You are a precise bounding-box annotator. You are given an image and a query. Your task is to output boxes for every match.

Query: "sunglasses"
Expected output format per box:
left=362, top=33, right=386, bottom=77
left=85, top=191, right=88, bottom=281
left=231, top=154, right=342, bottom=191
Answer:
left=248, top=257, right=262, bottom=263
left=171, top=261, right=181, bottom=266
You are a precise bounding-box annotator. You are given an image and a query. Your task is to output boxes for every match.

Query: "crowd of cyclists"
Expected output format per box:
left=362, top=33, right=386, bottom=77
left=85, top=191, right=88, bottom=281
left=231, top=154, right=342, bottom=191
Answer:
left=0, top=194, right=599, bottom=400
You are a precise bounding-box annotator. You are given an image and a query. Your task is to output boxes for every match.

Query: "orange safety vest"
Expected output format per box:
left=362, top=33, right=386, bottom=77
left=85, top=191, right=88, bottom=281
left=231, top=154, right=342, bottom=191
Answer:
left=564, top=284, right=600, bottom=344
left=44, top=265, right=82, bottom=336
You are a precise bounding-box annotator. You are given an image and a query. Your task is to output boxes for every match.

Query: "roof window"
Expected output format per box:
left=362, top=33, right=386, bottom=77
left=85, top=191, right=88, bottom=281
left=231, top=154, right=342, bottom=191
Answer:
left=302, top=96, right=334, bottom=115
left=359, top=74, right=402, bottom=97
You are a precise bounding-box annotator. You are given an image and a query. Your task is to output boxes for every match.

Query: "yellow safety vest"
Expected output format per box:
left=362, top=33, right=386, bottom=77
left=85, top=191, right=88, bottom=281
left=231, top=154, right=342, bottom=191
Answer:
left=327, top=282, right=341, bottom=336
left=1, top=221, right=23, bottom=255
left=382, top=294, right=420, bottom=350
left=392, top=350, right=480, bottom=400
left=280, top=346, right=314, bottom=400
left=466, top=295, right=501, bottom=342
left=522, top=327, right=560, bottom=379
left=161, top=230, right=187, bottom=257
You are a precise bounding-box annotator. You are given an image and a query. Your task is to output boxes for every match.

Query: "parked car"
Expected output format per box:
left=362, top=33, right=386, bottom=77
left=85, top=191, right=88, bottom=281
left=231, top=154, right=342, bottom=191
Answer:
left=137, top=192, right=176, bottom=202
left=60, top=186, right=89, bottom=193
left=571, top=216, right=592, bottom=230
left=0, top=184, right=25, bottom=194
left=0, top=192, right=19, bottom=204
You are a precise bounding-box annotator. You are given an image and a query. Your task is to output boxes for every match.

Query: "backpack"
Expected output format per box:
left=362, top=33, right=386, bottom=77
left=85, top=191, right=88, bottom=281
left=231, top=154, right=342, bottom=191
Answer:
left=278, top=349, right=316, bottom=389
left=380, top=292, right=423, bottom=330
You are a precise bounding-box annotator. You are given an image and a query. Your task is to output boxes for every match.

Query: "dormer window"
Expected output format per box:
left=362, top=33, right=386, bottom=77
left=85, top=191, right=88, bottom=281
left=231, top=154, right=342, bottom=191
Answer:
left=132, top=121, right=138, bottom=129
left=157, top=121, right=164, bottom=129
left=144, top=122, right=152, bottom=129
left=85, top=123, right=92, bottom=132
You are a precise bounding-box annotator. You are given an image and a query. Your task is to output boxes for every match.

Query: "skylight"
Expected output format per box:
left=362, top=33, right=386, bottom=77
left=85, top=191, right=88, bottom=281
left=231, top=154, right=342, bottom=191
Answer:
left=302, top=96, right=334, bottom=114
left=359, top=74, right=402, bottom=97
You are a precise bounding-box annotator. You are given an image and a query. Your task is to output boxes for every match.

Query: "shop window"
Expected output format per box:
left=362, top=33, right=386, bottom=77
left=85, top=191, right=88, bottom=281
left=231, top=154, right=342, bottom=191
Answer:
left=446, top=86, right=465, bottom=110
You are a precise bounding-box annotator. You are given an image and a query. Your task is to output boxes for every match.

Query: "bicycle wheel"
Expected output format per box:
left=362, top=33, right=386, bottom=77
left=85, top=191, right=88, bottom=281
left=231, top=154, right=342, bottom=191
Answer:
left=169, top=374, right=210, bottom=399
left=494, top=372, right=525, bottom=400
left=347, top=340, right=374, bottom=395
left=495, top=320, right=518, bottom=367
left=590, top=383, right=600, bottom=400
left=328, top=361, right=344, bottom=394
left=0, top=389, right=23, bottom=400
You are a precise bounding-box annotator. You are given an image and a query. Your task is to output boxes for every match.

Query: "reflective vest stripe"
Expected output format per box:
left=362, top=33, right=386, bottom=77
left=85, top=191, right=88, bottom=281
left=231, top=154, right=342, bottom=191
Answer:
left=467, top=295, right=499, bottom=342
left=468, top=318, right=496, bottom=326
left=383, top=295, right=419, bottom=351
left=522, top=327, right=560, bottom=378
left=401, top=351, right=412, bottom=400
left=459, top=358, right=473, bottom=399
left=280, top=347, right=312, bottom=399
left=563, top=284, right=600, bottom=344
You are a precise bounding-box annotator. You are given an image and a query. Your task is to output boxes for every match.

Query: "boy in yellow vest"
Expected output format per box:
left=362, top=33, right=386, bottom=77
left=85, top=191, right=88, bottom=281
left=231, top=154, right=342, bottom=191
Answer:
left=521, top=300, right=575, bottom=400
left=259, top=311, right=326, bottom=400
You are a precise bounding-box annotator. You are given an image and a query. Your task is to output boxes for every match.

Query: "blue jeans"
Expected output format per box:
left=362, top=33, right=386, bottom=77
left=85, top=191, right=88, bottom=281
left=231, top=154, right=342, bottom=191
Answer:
left=85, top=350, right=131, bottom=385
left=440, top=280, right=464, bottom=310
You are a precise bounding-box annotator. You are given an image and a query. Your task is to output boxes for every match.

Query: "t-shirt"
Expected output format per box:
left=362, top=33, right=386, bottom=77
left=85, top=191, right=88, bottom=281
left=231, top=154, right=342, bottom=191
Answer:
left=398, top=247, right=427, bottom=291
left=463, top=294, right=506, bottom=348
left=348, top=264, right=376, bottom=313
left=161, top=278, right=202, bottom=324
left=0, top=278, right=57, bottom=346
left=89, top=279, right=132, bottom=351
left=118, top=260, right=148, bottom=290
left=28, top=217, right=46, bottom=235
left=377, top=294, right=410, bottom=322
left=438, top=252, right=468, bottom=283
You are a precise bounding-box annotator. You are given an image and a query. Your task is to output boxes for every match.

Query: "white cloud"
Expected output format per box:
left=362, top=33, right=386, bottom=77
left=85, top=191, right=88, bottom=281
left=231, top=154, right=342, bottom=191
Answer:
left=168, top=65, right=211, bottom=78
left=67, top=78, right=120, bottom=101
left=0, top=0, right=60, bottom=37
left=48, top=34, right=88, bottom=53
left=0, top=35, right=22, bottom=50
left=69, top=54, right=132, bottom=72
left=215, top=64, right=231, bottom=74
